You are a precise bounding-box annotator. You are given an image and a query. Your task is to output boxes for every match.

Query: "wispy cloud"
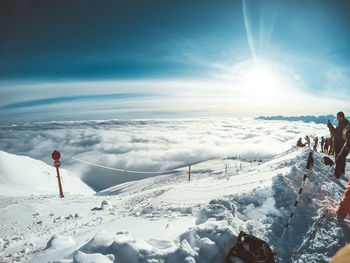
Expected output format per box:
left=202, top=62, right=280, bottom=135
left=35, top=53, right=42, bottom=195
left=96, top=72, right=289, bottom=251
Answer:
left=1, top=93, right=152, bottom=110
left=0, top=78, right=349, bottom=123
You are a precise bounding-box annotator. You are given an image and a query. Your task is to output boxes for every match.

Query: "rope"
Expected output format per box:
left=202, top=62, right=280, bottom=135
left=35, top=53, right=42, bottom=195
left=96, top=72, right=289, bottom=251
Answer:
left=72, top=156, right=184, bottom=174
left=72, top=147, right=294, bottom=177
left=73, top=155, right=240, bottom=175
left=179, top=178, right=273, bottom=193
left=273, top=146, right=297, bottom=159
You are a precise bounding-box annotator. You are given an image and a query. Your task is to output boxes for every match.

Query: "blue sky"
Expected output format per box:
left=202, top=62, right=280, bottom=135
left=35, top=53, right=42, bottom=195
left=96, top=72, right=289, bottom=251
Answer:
left=1, top=0, right=350, bottom=123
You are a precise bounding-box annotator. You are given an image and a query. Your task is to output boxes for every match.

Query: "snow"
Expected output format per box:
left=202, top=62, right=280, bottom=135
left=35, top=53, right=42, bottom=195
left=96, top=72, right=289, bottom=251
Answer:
left=73, top=251, right=114, bottom=263
left=45, top=235, right=76, bottom=250
left=0, top=146, right=350, bottom=262
left=0, top=150, right=95, bottom=196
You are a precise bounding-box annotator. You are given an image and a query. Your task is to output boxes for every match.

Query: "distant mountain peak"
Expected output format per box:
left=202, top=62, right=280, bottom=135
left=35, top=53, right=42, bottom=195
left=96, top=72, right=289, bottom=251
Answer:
left=256, top=115, right=337, bottom=124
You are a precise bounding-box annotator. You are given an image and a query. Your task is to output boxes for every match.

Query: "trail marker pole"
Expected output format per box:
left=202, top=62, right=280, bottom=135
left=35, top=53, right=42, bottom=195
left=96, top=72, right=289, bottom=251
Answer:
left=52, top=150, right=64, bottom=198
left=225, top=164, right=228, bottom=175
left=188, top=165, right=191, bottom=182
left=280, top=151, right=314, bottom=240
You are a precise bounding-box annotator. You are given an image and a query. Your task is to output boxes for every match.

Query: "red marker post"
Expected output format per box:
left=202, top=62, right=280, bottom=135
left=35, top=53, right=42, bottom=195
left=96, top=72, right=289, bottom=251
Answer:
left=52, top=150, right=64, bottom=198
left=188, top=165, right=191, bottom=182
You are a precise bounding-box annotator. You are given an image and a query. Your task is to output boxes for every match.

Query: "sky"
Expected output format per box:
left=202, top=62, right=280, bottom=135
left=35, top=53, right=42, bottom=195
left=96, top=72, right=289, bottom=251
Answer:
left=1, top=0, right=350, bottom=123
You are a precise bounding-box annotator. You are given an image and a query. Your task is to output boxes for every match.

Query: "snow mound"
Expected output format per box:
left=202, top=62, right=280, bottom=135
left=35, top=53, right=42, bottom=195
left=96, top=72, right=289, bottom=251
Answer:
left=0, top=150, right=94, bottom=196
left=196, top=198, right=236, bottom=225
left=45, top=235, right=75, bottom=250
left=73, top=251, right=114, bottom=263
left=74, top=220, right=237, bottom=263
left=71, top=196, right=240, bottom=262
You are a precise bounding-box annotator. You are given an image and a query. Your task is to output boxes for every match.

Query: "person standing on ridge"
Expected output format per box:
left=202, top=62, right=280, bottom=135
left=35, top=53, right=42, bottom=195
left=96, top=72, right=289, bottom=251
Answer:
left=297, top=138, right=305, bottom=147
left=327, top=112, right=349, bottom=178
left=324, top=138, right=329, bottom=154
left=335, top=127, right=350, bottom=220
left=304, top=135, right=311, bottom=147
left=328, top=137, right=334, bottom=155
left=336, top=179, right=350, bottom=220
left=320, top=136, right=325, bottom=153
left=313, top=137, right=318, bottom=152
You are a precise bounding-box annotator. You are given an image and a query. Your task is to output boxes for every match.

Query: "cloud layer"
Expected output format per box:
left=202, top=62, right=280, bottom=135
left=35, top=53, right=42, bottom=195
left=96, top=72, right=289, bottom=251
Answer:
left=0, top=118, right=329, bottom=191
left=1, top=79, right=349, bottom=124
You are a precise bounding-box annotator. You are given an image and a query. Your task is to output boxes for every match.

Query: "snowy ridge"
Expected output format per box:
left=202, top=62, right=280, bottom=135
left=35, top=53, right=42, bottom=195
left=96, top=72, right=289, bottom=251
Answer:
left=0, top=148, right=349, bottom=262
left=0, top=150, right=94, bottom=196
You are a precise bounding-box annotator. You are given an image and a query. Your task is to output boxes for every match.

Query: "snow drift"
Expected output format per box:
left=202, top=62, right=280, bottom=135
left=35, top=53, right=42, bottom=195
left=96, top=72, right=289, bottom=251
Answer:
left=1, top=148, right=349, bottom=263
left=69, top=148, right=350, bottom=263
left=0, top=150, right=94, bottom=196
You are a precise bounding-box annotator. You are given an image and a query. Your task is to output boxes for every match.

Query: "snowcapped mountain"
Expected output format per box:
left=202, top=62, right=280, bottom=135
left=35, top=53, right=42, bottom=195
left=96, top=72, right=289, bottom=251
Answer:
left=257, top=115, right=337, bottom=124
left=0, top=148, right=349, bottom=262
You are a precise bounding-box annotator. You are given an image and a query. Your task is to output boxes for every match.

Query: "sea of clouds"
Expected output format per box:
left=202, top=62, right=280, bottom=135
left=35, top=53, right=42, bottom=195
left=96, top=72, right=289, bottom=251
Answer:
left=0, top=118, right=329, bottom=191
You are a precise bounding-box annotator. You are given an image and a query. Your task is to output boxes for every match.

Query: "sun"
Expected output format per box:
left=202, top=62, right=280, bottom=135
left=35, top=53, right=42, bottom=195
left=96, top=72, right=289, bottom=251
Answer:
left=243, top=67, right=277, bottom=98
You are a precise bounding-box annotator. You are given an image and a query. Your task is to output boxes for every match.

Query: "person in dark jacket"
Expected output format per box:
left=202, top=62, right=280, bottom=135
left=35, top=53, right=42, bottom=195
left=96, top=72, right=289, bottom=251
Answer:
left=320, top=136, right=325, bottom=153
left=324, top=138, right=329, bottom=154
left=329, top=136, right=335, bottom=155
left=297, top=138, right=305, bottom=147
left=327, top=112, right=350, bottom=178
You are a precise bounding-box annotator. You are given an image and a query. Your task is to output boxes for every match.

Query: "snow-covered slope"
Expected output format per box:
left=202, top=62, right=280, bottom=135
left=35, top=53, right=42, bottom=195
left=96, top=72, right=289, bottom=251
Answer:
left=0, top=148, right=349, bottom=263
left=0, top=150, right=94, bottom=196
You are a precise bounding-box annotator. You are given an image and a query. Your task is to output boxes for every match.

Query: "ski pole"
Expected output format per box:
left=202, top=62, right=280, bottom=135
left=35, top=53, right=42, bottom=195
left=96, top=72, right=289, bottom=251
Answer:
left=334, top=142, right=348, bottom=163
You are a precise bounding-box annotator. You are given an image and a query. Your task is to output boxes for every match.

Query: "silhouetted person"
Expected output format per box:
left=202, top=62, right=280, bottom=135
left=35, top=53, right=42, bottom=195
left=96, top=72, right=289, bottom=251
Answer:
left=313, top=136, right=318, bottom=152
left=320, top=136, right=325, bottom=153
left=324, top=138, right=329, bottom=154
left=297, top=138, right=305, bottom=147
left=304, top=135, right=310, bottom=147
left=327, top=112, right=349, bottom=178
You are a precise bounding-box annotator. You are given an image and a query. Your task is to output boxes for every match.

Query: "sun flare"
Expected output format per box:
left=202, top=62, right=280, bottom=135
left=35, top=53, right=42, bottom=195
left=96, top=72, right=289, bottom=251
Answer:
left=243, top=67, right=277, bottom=98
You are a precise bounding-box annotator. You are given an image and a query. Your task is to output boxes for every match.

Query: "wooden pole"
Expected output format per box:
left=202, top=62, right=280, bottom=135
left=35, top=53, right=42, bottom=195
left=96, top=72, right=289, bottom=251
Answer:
left=55, top=165, right=64, bottom=198
left=52, top=150, right=64, bottom=198
left=188, top=165, right=191, bottom=181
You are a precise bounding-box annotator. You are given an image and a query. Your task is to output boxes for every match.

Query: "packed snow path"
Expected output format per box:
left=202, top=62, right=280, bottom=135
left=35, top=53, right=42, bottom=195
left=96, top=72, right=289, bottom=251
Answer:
left=0, top=148, right=349, bottom=262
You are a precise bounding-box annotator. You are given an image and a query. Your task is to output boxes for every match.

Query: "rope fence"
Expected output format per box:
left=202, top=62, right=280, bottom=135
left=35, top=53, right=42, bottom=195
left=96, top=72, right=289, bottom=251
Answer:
left=72, top=154, right=259, bottom=183
left=72, top=156, right=182, bottom=174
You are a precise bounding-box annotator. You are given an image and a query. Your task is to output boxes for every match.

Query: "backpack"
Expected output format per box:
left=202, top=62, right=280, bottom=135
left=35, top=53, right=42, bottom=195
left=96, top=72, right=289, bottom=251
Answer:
left=342, top=125, right=350, bottom=142
left=226, top=231, right=275, bottom=263
left=323, top=156, right=334, bottom=166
